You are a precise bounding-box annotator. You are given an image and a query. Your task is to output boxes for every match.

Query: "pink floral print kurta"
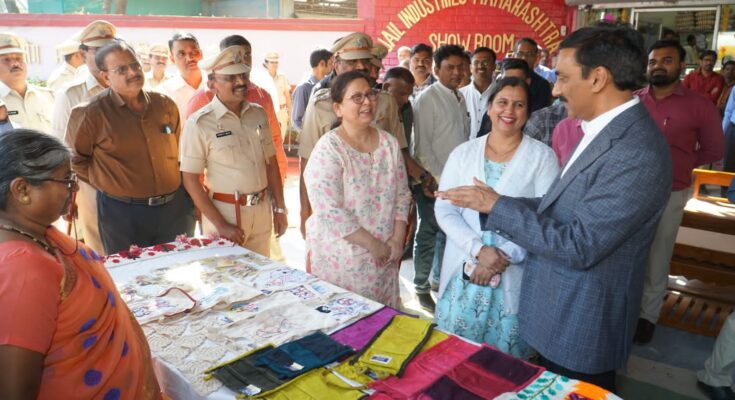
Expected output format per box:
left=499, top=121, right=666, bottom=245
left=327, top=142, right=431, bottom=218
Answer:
left=304, top=129, right=412, bottom=307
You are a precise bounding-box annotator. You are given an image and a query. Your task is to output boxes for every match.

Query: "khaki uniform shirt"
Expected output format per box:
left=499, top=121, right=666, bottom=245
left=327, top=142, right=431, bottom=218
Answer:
left=47, top=63, right=85, bottom=92
left=0, top=81, right=54, bottom=133
left=52, top=73, right=105, bottom=140
left=180, top=95, right=276, bottom=195
left=298, top=89, right=407, bottom=159
left=67, top=88, right=181, bottom=198
left=144, top=70, right=171, bottom=90
left=158, top=71, right=206, bottom=121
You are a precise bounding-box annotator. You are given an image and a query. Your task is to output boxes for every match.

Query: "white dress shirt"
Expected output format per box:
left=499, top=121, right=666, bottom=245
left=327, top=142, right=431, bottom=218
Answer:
left=562, top=97, right=640, bottom=177
left=51, top=73, right=105, bottom=140
left=158, top=71, right=207, bottom=120
left=459, top=80, right=493, bottom=140
left=0, top=81, right=54, bottom=133
left=412, top=81, right=470, bottom=181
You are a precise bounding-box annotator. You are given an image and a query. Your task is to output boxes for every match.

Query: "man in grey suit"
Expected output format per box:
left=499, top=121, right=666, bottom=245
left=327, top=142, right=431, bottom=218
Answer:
left=436, top=25, right=672, bottom=392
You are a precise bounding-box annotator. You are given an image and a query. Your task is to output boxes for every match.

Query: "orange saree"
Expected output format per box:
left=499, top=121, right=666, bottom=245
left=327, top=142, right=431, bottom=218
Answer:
left=0, top=227, right=161, bottom=400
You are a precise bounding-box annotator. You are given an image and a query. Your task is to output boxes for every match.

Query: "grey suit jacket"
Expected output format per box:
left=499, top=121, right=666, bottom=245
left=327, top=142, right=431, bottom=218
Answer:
left=483, top=102, right=672, bottom=373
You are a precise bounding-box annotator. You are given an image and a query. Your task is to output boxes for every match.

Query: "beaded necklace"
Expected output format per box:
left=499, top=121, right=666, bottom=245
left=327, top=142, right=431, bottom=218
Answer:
left=0, top=224, right=55, bottom=255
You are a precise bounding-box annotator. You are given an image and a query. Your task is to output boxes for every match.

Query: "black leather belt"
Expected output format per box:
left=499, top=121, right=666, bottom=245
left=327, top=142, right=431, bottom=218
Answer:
left=104, top=191, right=177, bottom=207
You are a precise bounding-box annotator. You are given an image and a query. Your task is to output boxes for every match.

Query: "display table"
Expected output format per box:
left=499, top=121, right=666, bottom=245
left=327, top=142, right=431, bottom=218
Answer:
left=106, top=237, right=621, bottom=400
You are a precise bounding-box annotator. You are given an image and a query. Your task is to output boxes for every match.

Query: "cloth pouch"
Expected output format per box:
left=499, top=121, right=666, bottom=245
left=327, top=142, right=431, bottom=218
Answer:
left=252, top=368, right=365, bottom=400
left=419, top=376, right=484, bottom=400
left=330, top=307, right=402, bottom=350
left=255, top=331, right=354, bottom=379
left=368, top=335, right=480, bottom=399
left=204, top=346, right=286, bottom=397
left=333, top=315, right=435, bottom=386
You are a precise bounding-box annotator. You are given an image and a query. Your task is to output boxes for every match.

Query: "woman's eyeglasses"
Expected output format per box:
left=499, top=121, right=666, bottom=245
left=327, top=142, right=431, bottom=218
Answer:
left=347, top=90, right=378, bottom=104
left=38, top=173, right=79, bottom=192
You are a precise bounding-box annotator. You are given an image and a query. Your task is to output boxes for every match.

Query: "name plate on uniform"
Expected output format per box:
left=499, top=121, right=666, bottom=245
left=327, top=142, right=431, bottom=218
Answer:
left=7, top=110, right=18, bottom=116
left=216, top=131, right=232, bottom=138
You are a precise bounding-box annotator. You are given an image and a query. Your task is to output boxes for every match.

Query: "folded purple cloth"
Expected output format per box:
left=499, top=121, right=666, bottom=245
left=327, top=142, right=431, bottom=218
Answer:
left=330, top=307, right=403, bottom=350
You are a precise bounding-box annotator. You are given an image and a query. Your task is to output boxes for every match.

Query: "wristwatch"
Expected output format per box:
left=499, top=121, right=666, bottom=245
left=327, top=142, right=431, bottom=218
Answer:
left=273, top=207, right=288, bottom=215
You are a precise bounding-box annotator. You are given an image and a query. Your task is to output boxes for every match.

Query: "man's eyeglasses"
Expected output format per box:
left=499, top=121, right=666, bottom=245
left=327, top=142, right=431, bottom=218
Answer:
left=0, top=55, right=24, bottom=65
left=37, top=173, right=79, bottom=192
left=514, top=51, right=538, bottom=58
left=104, top=61, right=143, bottom=75
left=347, top=90, right=378, bottom=104
left=472, top=60, right=494, bottom=67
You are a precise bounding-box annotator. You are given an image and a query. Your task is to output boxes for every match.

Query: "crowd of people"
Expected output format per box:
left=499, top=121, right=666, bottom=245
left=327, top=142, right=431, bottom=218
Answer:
left=0, top=18, right=734, bottom=399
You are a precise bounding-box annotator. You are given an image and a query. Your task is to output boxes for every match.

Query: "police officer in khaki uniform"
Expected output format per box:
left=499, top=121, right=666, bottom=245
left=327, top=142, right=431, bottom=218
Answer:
left=180, top=46, right=287, bottom=257
left=144, top=43, right=171, bottom=89
left=53, top=20, right=117, bottom=255
left=298, top=32, right=428, bottom=238
left=47, top=37, right=86, bottom=92
left=0, top=32, right=54, bottom=133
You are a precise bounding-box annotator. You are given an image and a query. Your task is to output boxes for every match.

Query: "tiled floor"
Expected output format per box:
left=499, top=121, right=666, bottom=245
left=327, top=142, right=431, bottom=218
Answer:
left=278, top=162, right=733, bottom=399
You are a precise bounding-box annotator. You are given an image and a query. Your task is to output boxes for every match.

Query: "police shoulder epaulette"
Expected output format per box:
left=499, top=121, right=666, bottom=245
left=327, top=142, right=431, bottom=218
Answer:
left=191, top=103, right=214, bottom=122
left=313, top=88, right=331, bottom=102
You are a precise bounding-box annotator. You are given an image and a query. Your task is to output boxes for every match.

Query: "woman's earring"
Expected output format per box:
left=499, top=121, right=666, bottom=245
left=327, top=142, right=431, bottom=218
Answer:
left=20, top=195, right=30, bottom=204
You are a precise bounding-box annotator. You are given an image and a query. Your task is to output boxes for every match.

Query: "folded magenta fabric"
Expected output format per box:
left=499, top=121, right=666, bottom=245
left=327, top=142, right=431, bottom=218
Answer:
left=368, top=335, right=481, bottom=398
left=254, top=331, right=354, bottom=379
left=330, top=306, right=402, bottom=350
left=440, top=346, right=542, bottom=399
left=419, top=376, right=484, bottom=400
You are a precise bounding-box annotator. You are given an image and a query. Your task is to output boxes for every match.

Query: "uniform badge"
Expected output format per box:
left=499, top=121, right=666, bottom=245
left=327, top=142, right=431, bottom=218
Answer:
left=7, top=110, right=18, bottom=116
left=216, top=131, right=232, bottom=138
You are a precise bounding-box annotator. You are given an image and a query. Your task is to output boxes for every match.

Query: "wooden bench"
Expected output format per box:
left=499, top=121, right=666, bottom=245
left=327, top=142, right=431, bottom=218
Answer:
left=658, top=169, right=735, bottom=336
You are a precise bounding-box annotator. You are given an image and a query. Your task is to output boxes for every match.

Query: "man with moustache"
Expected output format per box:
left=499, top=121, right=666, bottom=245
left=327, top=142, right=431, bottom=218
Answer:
left=0, top=33, right=54, bottom=133
left=409, top=43, right=436, bottom=100
left=412, top=44, right=471, bottom=311
left=183, top=34, right=288, bottom=259
left=634, top=40, right=724, bottom=344
left=67, top=39, right=195, bottom=254
left=683, top=49, right=725, bottom=105
left=437, top=25, right=672, bottom=392
left=180, top=46, right=287, bottom=256
left=298, top=32, right=412, bottom=239
left=159, top=32, right=205, bottom=119
left=459, top=47, right=496, bottom=140
left=144, top=43, right=171, bottom=89
left=53, top=20, right=117, bottom=254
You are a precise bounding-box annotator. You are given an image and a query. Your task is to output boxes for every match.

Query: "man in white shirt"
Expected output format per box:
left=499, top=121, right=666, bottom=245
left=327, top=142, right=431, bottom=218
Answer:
left=159, top=32, right=205, bottom=119
left=459, top=47, right=496, bottom=140
left=47, top=38, right=86, bottom=92
left=52, top=19, right=117, bottom=255
left=411, top=44, right=470, bottom=311
left=0, top=33, right=54, bottom=133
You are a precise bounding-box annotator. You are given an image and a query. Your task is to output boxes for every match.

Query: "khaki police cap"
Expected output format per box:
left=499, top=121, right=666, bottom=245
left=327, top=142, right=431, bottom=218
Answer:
left=79, top=20, right=117, bottom=47
left=57, top=38, right=80, bottom=56
left=0, top=32, right=26, bottom=55
left=331, top=32, right=373, bottom=61
left=149, top=43, right=169, bottom=58
left=199, top=45, right=251, bottom=75
left=265, top=51, right=279, bottom=62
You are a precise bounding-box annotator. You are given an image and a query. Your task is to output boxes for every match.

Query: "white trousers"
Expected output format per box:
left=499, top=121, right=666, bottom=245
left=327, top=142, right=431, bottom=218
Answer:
left=640, top=189, right=690, bottom=323
left=698, top=311, right=735, bottom=387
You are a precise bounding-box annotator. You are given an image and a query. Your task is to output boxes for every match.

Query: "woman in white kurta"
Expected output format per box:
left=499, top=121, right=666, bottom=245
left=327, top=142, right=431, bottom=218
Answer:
left=304, top=71, right=411, bottom=308
left=435, top=77, right=559, bottom=358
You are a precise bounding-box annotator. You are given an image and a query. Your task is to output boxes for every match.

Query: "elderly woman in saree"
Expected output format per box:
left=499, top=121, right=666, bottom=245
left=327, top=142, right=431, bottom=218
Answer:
left=0, top=129, right=161, bottom=400
left=434, top=77, right=559, bottom=358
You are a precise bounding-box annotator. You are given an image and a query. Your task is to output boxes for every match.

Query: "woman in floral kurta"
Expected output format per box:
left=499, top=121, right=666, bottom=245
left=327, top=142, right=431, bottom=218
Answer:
left=304, top=71, right=411, bottom=308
